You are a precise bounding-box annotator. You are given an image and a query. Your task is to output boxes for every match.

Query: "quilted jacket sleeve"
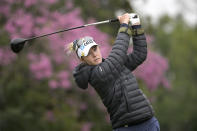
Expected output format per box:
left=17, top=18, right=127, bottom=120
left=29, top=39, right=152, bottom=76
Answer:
left=93, top=24, right=132, bottom=81
left=124, top=25, right=147, bottom=71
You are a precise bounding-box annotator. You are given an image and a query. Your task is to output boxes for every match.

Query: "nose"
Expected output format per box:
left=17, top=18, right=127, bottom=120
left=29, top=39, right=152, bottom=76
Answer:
left=91, top=51, right=97, bottom=57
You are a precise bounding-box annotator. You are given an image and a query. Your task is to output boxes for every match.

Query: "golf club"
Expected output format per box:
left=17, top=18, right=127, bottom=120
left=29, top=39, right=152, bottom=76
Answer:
left=10, top=18, right=119, bottom=53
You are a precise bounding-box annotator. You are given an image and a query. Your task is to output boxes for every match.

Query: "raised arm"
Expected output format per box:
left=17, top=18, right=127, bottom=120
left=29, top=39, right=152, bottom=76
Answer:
left=93, top=14, right=132, bottom=81
left=124, top=25, right=147, bottom=71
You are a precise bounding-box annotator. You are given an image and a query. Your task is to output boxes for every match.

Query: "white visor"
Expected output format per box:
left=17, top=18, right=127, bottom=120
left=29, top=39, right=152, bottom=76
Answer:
left=76, top=36, right=98, bottom=58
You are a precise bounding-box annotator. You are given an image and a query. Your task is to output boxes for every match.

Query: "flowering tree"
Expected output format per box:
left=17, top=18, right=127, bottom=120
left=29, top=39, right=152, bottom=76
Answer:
left=0, top=0, right=170, bottom=130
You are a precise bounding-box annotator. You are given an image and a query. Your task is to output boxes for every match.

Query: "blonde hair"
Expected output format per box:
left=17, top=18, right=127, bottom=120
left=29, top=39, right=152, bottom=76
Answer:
left=64, top=42, right=75, bottom=56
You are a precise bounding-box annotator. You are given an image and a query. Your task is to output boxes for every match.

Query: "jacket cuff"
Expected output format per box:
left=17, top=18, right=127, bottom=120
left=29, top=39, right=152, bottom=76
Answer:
left=120, top=23, right=129, bottom=27
left=130, top=25, right=144, bottom=36
left=118, top=25, right=132, bottom=36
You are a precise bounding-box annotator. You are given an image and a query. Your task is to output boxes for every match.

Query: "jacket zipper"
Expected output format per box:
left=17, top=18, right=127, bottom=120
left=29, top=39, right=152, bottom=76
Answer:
left=121, top=79, right=130, bottom=112
left=123, top=88, right=130, bottom=112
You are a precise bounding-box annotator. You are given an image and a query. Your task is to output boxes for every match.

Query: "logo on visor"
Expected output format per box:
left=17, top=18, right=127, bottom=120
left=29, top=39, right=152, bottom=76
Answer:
left=84, top=39, right=94, bottom=46
left=80, top=45, right=85, bottom=50
left=81, top=52, right=85, bottom=56
left=79, top=39, right=94, bottom=51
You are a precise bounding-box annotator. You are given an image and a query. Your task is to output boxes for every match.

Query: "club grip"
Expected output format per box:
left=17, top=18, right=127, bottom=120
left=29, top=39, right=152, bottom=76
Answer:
left=110, top=18, right=119, bottom=23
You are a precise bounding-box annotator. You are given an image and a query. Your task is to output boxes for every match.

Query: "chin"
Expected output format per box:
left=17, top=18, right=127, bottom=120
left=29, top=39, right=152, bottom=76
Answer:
left=93, top=59, right=102, bottom=65
left=97, top=59, right=102, bottom=64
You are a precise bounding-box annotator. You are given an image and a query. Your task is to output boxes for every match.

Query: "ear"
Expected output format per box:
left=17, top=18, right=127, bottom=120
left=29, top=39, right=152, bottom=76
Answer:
left=80, top=57, right=85, bottom=63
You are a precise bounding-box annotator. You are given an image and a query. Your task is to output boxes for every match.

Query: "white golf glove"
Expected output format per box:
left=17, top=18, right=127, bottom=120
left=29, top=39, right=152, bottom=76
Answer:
left=129, top=13, right=140, bottom=26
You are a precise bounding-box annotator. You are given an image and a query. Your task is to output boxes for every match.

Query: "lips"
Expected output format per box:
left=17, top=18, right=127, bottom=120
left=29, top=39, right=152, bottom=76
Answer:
left=95, top=58, right=100, bottom=62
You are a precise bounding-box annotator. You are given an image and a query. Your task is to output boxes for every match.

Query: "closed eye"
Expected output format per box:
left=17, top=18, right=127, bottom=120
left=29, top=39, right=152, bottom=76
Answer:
left=87, top=45, right=98, bottom=56
left=92, top=45, right=97, bottom=51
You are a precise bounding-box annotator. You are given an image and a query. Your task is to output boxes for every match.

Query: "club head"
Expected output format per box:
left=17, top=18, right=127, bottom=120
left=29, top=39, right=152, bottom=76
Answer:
left=10, top=38, right=27, bottom=53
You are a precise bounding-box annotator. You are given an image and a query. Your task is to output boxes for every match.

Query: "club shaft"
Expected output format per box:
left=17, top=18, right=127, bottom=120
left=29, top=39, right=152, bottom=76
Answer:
left=26, top=19, right=119, bottom=41
left=27, top=25, right=85, bottom=41
left=84, top=20, right=110, bottom=26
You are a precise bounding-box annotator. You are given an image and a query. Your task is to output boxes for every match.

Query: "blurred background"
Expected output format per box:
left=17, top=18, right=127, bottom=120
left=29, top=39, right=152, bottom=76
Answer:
left=0, top=0, right=197, bottom=130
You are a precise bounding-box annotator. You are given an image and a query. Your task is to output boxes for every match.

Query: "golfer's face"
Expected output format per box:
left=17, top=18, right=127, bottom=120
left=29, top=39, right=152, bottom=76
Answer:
left=82, top=45, right=102, bottom=65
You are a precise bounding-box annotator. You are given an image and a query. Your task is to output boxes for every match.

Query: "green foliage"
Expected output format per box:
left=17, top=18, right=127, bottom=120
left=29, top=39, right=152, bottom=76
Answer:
left=144, top=14, right=197, bottom=131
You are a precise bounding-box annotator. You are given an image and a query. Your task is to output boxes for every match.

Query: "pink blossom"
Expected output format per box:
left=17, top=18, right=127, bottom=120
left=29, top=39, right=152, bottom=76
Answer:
left=24, top=0, right=37, bottom=7
left=53, top=51, right=65, bottom=64
left=0, top=48, right=16, bottom=66
left=0, top=5, right=10, bottom=16
left=6, top=0, right=23, bottom=4
left=57, top=71, right=71, bottom=89
left=146, top=34, right=155, bottom=44
left=100, top=44, right=111, bottom=58
left=161, top=78, right=171, bottom=89
left=51, top=9, right=83, bottom=29
left=5, top=9, right=35, bottom=38
left=81, top=122, right=92, bottom=131
left=57, top=71, right=69, bottom=79
left=44, top=0, right=57, bottom=4
left=65, top=0, right=74, bottom=9
left=34, top=25, right=53, bottom=37
left=49, top=80, right=58, bottom=89
left=134, top=51, right=170, bottom=90
left=69, top=57, right=80, bottom=70
left=28, top=53, right=53, bottom=80
left=35, top=17, right=47, bottom=25
left=6, top=0, right=15, bottom=4
left=61, top=80, right=70, bottom=88
left=39, top=8, right=50, bottom=16
left=27, top=53, right=37, bottom=61
left=5, top=21, right=16, bottom=34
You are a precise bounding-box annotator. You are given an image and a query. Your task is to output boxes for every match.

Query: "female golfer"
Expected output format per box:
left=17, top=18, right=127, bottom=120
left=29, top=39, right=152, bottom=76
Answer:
left=66, top=13, right=160, bottom=131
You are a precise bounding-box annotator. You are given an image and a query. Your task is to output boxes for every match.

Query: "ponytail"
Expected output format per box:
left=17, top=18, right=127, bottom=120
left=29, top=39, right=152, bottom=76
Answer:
left=64, top=39, right=79, bottom=56
left=64, top=42, right=75, bottom=56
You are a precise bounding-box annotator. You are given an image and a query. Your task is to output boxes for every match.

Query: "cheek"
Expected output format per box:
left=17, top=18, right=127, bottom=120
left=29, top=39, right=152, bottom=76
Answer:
left=86, top=56, right=94, bottom=63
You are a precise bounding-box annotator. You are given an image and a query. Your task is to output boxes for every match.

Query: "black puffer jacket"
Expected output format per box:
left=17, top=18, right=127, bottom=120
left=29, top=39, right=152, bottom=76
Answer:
left=73, top=24, right=154, bottom=129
